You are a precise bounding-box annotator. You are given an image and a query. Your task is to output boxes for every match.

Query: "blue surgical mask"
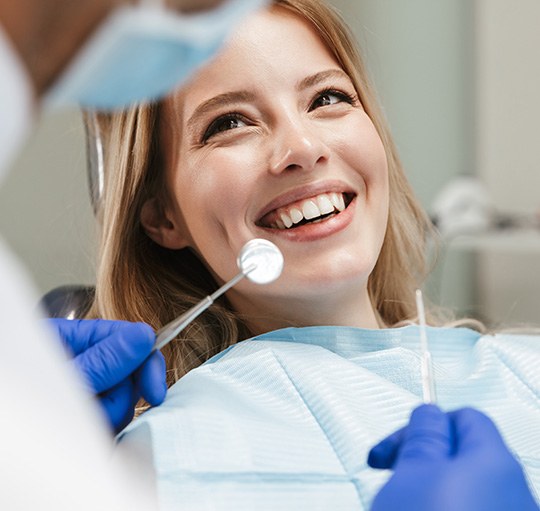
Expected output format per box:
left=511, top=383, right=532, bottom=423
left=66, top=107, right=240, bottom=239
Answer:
left=44, top=0, right=268, bottom=110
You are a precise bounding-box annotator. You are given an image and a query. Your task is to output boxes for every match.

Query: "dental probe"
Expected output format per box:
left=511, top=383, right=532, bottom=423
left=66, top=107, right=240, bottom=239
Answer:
left=153, top=239, right=284, bottom=353
left=415, top=289, right=437, bottom=404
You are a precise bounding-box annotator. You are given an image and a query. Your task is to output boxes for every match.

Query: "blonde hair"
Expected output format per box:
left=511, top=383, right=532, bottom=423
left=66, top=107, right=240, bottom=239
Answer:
left=87, top=0, right=435, bottom=387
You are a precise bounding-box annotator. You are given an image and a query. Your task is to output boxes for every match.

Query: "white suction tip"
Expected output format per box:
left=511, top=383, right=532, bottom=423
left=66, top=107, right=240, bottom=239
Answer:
left=237, top=239, right=284, bottom=284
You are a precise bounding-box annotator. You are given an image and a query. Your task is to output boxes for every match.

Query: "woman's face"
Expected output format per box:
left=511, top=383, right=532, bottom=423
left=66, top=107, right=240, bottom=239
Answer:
left=150, top=7, right=389, bottom=331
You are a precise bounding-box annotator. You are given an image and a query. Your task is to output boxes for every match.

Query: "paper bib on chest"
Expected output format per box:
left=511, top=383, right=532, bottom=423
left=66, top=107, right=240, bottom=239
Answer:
left=119, top=325, right=540, bottom=510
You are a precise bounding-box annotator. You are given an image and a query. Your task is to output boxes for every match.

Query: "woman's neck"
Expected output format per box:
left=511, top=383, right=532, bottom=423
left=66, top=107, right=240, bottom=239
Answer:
left=231, top=285, right=381, bottom=337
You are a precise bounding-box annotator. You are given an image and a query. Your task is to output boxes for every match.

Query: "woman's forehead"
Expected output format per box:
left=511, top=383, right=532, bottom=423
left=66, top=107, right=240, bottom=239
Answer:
left=171, top=7, right=342, bottom=115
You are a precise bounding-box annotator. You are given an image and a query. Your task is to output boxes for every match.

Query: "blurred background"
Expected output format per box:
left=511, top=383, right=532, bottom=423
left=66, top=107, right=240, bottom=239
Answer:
left=1, top=0, right=539, bottom=327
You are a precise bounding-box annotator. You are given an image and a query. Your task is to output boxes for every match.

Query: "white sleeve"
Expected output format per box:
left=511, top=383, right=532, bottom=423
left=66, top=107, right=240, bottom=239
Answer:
left=0, top=239, right=157, bottom=510
left=0, top=25, right=156, bottom=511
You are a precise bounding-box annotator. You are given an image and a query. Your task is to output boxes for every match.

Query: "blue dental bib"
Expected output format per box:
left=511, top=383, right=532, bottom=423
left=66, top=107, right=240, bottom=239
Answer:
left=119, top=325, right=540, bottom=510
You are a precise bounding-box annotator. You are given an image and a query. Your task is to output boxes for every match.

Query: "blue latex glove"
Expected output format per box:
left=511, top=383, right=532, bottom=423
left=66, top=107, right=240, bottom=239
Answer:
left=368, top=404, right=539, bottom=511
left=47, top=318, right=167, bottom=433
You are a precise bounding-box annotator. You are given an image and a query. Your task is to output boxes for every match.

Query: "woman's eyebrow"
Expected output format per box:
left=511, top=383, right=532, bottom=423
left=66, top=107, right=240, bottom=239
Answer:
left=187, top=90, right=256, bottom=129
left=297, top=69, right=351, bottom=91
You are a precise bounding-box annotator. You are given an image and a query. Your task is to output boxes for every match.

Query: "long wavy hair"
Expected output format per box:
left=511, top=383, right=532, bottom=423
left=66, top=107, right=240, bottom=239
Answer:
left=86, top=0, right=435, bottom=388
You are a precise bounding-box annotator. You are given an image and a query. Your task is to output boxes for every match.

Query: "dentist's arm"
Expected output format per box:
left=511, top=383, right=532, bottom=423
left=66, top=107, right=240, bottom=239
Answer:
left=47, top=318, right=166, bottom=432
left=368, top=405, right=539, bottom=511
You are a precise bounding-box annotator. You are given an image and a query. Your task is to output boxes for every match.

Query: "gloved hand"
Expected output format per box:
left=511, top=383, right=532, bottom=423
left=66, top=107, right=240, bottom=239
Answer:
left=47, top=318, right=167, bottom=433
left=368, top=404, right=539, bottom=511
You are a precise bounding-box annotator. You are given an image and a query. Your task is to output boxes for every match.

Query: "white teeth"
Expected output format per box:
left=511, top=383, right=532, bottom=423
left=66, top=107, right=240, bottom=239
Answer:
left=270, top=192, right=349, bottom=230
left=302, top=200, right=320, bottom=220
left=316, top=195, right=335, bottom=215
left=290, top=208, right=303, bottom=224
left=280, top=212, right=293, bottom=228
left=329, top=192, right=339, bottom=209
left=330, top=192, right=346, bottom=212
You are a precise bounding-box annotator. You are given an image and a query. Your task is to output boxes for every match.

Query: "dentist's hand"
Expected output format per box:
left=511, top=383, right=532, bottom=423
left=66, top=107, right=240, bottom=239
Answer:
left=368, top=404, right=539, bottom=511
left=47, top=318, right=166, bottom=433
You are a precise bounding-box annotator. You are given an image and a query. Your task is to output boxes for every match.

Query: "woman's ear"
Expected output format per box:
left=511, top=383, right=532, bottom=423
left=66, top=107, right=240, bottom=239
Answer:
left=140, top=197, right=190, bottom=249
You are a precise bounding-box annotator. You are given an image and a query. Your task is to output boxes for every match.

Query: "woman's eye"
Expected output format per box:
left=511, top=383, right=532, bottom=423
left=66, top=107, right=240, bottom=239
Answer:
left=202, top=115, right=247, bottom=142
left=310, top=90, right=354, bottom=111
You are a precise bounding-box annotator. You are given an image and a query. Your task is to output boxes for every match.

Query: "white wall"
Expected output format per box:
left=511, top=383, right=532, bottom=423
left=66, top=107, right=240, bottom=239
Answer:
left=475, top=0, right=540, bottom=326
left=0, top=109, right=95, bottom=296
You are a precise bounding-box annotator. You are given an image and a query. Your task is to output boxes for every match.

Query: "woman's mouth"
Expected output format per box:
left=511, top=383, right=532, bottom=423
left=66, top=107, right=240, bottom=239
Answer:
left=257, top=192, right=355, bottom=230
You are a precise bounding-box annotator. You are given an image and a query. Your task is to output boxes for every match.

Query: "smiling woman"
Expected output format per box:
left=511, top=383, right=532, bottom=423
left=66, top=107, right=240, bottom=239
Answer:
left=144, top=7, right=391, bottom=335
left=85, top=0, right=540, bottom=509
left=89, top=0, right=429, bottom=362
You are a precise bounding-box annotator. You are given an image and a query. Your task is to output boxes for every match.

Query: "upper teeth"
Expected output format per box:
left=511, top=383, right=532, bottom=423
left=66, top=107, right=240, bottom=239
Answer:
left=272, top=192, right=347, bottom=230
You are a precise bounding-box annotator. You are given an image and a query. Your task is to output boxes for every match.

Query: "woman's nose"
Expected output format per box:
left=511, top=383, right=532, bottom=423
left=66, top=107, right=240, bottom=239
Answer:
left=269, top=117, right=330, bottom=175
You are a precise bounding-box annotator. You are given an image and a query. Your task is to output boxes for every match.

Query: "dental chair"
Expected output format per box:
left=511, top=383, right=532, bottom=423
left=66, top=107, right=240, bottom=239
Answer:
left=40, top=284, right=95, bottom=319
left=39, top=113, right=103, bottom=319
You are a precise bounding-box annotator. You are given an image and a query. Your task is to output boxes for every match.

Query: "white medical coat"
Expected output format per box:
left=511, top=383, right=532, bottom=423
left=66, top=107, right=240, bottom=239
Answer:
left=0, top=25, right=155, bottom=511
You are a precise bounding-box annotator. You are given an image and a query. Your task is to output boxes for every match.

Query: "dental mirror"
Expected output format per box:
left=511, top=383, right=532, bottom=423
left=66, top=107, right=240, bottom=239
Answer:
left=153, top=238, right=283, bottom=352
left=238, top=238, right=284, bottom=284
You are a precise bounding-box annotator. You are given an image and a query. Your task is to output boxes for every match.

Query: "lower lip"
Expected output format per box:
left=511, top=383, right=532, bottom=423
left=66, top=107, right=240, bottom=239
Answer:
left=260, top=197, right=357, bottom=242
